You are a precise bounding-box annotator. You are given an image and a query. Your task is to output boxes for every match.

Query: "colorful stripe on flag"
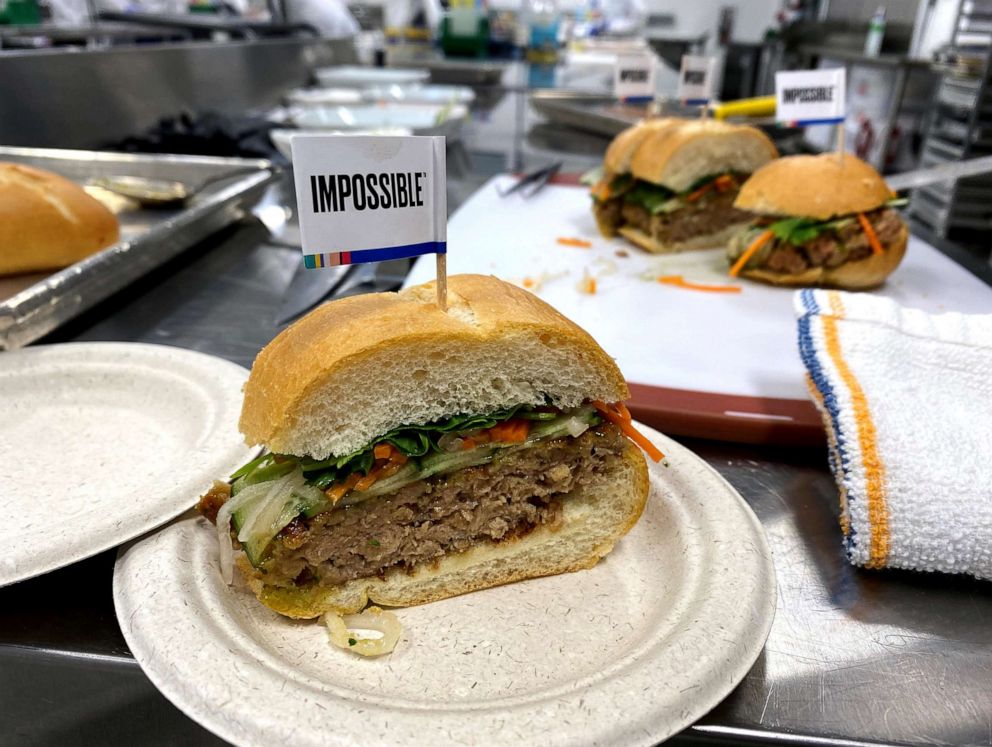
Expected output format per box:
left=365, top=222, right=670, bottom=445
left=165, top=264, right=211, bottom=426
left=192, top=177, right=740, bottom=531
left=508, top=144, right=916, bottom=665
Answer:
left=781, top=116, right=845, bottom=127
left=303, top=240, right=446, bottom=270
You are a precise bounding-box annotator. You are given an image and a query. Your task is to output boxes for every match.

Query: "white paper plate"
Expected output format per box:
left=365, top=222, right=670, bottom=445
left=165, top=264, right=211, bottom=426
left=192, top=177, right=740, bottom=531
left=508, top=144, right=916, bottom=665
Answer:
left=0, top=342, right=253, bottom=587
left=114, top=426, right=776, bottom=747
left=314, top=66, right=430, bottom=89
left=291, top=103, right=468, bottom=139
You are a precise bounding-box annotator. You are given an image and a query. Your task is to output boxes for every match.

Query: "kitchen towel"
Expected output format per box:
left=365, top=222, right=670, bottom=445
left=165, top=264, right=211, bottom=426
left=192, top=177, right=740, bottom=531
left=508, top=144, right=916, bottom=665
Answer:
left=796, top=288, right=992, bottom=579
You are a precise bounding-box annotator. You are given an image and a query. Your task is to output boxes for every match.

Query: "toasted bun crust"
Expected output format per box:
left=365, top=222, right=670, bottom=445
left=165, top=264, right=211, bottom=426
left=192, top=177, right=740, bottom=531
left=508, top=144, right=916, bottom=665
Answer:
left=603, top=118, right=682, bottom=175
left=240, top=274, right=629, bottom=459
left=739, top=223, right=909, bottom=289
left=619, top=119, right=778, bottom=192
left=240, top=440, right=650, bottom=618
left=734, top=153, right=893, bottom=220
left=0, top=163, right=119, bottom=275
left=618, top=221, right=751, bottom=254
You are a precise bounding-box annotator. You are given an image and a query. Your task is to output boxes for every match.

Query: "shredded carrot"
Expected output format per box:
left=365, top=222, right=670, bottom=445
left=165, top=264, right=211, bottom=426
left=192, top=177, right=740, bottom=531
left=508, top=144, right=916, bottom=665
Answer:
left=714, top=174, right=735, bottom=192
left=325, top=472, right=361, bottom=503
left=857, top=212, right=884, bottom=255
left=522, top=277, right=535, bottom=288
left=686, top=182, right=713, bottom=202
left=487, top=418, right=530, bottom=444
left=592, top=401, right=665, bottom=462
left=578, top=270, right=597, bottom=295
left=590, top=178, right=612, bottom=201
left=657, top=275, right=742, bottom=294
left=354, top=471, right=378, bottom=491
left=729, top=229, right=774, bottom=277
left=557, top=237, right=592, bottom=248
left=373, top=443, right=393, bottom=460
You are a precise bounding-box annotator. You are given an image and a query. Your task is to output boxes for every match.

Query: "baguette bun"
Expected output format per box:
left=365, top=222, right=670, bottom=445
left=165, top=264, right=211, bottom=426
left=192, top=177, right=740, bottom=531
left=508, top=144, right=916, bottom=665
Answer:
left=603, top=118, right=682, bottom=175
left=734, top=153, right=893, bottom=220
left=619, top=220, right=751, bottom=254
left=738, top=223, right=909, bottom=289
left=612, top=119, right=777, bottom=192
left=0, top=163, right=119, bottom=275
left=241, top=441, right=650, bottom=618
left=240, top=274, right=629, bottom=459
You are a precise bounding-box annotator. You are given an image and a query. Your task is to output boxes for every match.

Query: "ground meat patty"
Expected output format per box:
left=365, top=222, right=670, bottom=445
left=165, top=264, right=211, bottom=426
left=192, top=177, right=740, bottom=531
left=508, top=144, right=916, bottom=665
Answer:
left=261, top=424, right=627, bottom=588
left=610, top=186, right=750, bottom=244
left=593, top=198, right=623, bottom=234
left=757, top=207, right=904, bottom=274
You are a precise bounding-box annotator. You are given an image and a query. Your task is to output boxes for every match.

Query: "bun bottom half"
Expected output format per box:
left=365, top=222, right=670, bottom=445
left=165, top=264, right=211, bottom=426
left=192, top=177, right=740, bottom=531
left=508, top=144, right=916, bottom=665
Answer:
left=619, top=221, right=750, bottom=254
left=739, top=224, right=908, bottom=290
left=241, top=442, right=650, bottom=619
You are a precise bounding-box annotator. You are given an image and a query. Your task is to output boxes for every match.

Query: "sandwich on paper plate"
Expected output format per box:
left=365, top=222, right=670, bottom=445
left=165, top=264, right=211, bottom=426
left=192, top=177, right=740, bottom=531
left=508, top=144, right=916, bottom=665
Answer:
left=726, top=153, right=908, bottom=289
left=197, top=274, right=662, bottom=655
left=0, top=162, right=119, bottom=275
left=590, top=118, right=778, bottom=254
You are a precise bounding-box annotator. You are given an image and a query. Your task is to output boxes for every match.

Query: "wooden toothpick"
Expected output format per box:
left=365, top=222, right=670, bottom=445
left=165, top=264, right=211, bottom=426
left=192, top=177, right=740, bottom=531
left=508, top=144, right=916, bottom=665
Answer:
left=436, top=252, right=447, bottom=312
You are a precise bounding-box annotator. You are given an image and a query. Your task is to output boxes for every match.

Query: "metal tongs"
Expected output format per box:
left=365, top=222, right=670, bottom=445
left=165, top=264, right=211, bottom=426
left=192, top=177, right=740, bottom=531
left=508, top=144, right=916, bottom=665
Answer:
left=498, top=161, right=563, bottom=198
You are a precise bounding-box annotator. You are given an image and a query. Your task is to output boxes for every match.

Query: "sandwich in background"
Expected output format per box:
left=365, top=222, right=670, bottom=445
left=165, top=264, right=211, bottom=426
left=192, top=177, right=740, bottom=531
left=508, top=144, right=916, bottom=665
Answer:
left=198, top=275, right=659, bottom=621
left=727, top=154, right=908, bottom=289
left=590, top=118, right=778, bottom=254
left=0, top=163, right=119, bottom=276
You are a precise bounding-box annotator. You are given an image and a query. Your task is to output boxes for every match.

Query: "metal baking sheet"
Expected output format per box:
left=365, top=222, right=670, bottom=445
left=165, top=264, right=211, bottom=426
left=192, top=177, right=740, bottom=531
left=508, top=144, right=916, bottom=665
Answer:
left=529, top=90, right=648, bottom=136
left=0, top=148, right=277, bottom=350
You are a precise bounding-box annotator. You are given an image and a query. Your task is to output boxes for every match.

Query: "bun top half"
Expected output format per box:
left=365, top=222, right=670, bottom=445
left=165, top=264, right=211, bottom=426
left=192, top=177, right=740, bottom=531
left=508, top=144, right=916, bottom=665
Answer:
left=240, top=274, right=629, bottom=459
left=734, top=153, right=893, bottom=220
left=604, top=119, right=778, bottom=192
left=0, top=162, right=119, bottom=275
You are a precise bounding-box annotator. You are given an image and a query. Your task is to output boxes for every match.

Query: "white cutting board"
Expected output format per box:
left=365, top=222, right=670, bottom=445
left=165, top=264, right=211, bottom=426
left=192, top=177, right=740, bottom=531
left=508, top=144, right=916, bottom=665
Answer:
left=407, top=176, right=992, bottom=404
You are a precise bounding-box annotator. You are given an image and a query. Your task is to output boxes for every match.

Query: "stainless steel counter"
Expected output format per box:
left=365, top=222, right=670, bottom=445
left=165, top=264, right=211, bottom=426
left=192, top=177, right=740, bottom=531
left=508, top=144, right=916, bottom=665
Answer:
left=1, top=76, right=991, bottom=747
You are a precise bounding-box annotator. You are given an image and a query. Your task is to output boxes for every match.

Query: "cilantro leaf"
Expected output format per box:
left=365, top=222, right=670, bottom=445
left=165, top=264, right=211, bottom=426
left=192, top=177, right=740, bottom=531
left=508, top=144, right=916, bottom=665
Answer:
left=623, top=182, right=675, bottom=213
left=767, top=217, right=830, bottom=246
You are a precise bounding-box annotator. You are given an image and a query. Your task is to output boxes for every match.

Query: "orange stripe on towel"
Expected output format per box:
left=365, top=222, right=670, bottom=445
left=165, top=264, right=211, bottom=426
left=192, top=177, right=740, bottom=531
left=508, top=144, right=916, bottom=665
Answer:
left=822, top=291, right=889, bottom=567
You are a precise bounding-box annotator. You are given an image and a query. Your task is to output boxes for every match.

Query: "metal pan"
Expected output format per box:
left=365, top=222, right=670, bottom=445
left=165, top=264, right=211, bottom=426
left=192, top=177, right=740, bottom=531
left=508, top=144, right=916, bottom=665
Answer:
left=0, top=148, right=277, bottom=350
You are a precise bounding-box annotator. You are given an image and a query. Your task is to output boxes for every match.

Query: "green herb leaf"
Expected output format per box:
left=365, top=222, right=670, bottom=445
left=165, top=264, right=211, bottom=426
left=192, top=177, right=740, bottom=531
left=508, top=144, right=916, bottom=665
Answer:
left=767, top=217, right=829, bottom=246
left=348, top=638, right=357, bottom=646
left=623, top=182, right=675, bottom=213
left=368, top=538, right=380, bottom=547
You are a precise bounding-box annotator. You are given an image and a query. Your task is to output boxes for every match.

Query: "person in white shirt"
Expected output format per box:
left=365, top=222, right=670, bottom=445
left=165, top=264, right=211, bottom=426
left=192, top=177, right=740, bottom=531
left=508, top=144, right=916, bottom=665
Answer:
left=284, top=0, right=360, bottom=37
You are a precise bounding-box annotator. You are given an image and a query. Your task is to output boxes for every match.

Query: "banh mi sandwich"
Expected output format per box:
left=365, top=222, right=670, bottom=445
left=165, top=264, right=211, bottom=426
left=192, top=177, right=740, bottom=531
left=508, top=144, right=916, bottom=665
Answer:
left=726, top=154, right=908, bottom=288
left=197, top=274, right=659, bottom=621
left=590, top=118, right=779, bottom=253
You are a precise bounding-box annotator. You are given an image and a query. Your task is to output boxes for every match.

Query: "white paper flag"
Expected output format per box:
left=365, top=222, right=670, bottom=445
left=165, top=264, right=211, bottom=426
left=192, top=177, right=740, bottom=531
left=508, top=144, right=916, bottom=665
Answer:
left=677, top=55, right=717, bottom=105
left=291, top=135, right=446, bottom=269
left=775, top=68, right=846, bottom=126
left=614, top=54, right=655, bottom=102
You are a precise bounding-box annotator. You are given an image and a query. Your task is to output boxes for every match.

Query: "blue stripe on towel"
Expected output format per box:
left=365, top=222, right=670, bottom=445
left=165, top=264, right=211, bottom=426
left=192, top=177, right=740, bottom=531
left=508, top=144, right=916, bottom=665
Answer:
left=797, top=289, right=858, bottom=554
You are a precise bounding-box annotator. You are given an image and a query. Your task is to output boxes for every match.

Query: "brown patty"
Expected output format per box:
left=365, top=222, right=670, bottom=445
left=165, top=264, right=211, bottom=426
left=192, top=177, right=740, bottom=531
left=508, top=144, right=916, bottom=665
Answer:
left=600, top=186, right=750, bottom=244
left=259, top=424, right=627, bottom=589
left=760, top=207, right=904, bottom=275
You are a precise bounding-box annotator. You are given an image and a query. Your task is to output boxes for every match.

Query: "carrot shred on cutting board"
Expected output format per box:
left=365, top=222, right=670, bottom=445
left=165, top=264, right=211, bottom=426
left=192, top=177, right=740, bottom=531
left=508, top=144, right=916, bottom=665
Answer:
left=857, top=212, right=884, bottom=255
left=557, top=237, right=592, bottom=248
left=592, top=401, right=665, bottom=462
left=729, top=229, right=774, bottom=277
left=657, top=275, right=742, bottom=293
